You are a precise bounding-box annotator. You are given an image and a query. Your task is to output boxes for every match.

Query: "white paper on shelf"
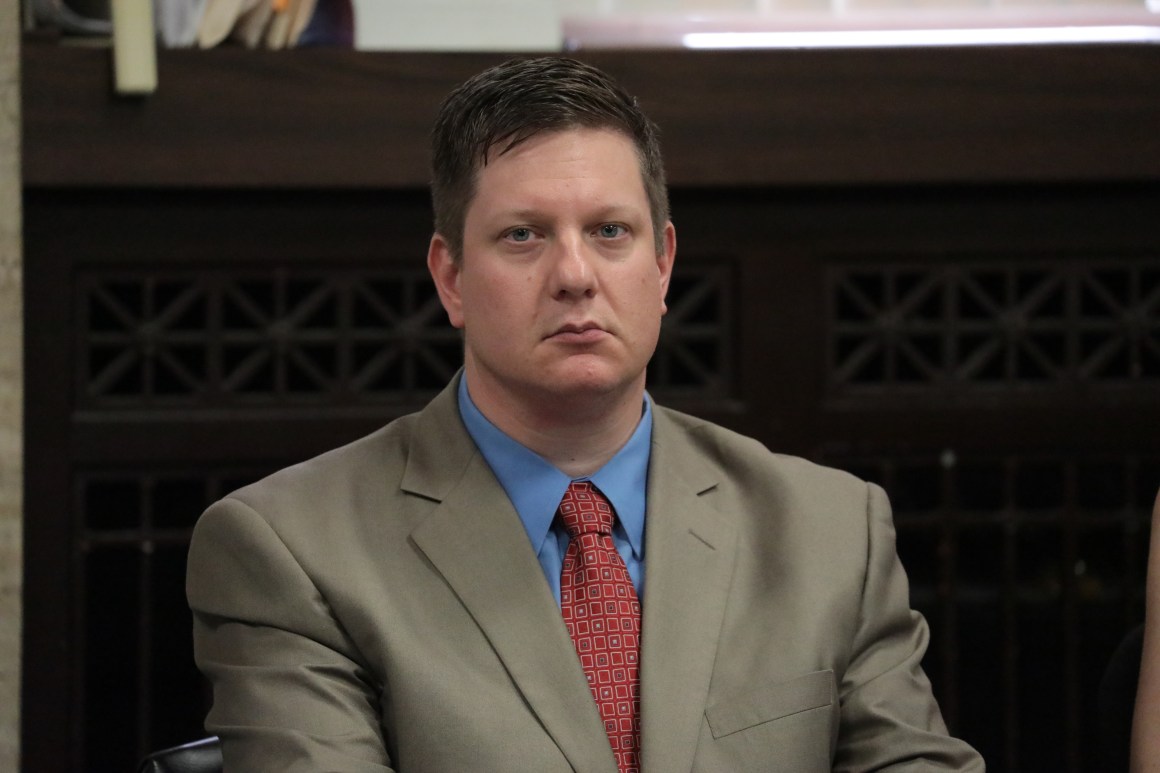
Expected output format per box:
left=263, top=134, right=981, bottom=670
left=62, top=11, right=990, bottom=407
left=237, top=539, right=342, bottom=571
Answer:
left=350, top=0, right=562, bottom=52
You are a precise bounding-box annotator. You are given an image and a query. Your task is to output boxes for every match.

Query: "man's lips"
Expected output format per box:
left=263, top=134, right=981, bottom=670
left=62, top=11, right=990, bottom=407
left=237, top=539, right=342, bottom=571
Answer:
left=546, top=323, right=609, bottom=344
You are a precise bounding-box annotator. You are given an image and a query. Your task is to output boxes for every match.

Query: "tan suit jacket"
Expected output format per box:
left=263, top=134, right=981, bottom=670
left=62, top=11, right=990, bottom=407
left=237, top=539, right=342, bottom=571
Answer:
left=188, top=377, right=984, bottom=771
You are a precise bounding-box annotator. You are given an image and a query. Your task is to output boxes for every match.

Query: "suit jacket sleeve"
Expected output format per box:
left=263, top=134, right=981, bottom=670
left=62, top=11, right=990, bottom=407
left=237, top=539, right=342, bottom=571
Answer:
left=187, top=495, right=395, bottom=772
left=834, top=482, right=982, bottom=771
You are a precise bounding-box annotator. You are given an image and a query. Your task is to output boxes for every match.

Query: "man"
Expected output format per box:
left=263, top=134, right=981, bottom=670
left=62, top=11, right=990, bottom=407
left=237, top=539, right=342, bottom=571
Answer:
left=188, top=56, right=984, bottom=771
left=1132, top=488, right=1160, bottom=772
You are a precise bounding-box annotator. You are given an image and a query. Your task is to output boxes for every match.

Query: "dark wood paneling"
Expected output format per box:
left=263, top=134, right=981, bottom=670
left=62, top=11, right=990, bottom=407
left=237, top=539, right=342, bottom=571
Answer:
left=22, top=41, right=1160, bottom=188
left=26, top=181, right=1159, bottom=773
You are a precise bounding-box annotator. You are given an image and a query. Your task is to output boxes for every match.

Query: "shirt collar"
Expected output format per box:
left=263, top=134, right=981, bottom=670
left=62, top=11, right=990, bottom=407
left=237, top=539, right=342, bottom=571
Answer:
left=457, top=376, right=651, bottom=559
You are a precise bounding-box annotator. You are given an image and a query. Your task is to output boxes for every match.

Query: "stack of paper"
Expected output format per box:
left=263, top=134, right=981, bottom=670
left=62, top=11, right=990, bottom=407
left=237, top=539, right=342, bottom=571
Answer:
left=152, top=0, right=351, bottom=48
left=196, top=0, right=314, bottom=48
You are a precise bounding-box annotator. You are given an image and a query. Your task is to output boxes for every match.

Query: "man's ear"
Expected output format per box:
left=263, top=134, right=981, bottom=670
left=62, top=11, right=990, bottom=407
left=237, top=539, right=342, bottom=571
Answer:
left=657, top=221, right=676, bottom=316
left=427, top=234, right=465, bottom=329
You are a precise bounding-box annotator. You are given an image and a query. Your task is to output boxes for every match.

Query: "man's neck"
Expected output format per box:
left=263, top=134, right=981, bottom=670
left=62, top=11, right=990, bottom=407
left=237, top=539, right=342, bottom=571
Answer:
left=463, top=373, right=645, bottom=478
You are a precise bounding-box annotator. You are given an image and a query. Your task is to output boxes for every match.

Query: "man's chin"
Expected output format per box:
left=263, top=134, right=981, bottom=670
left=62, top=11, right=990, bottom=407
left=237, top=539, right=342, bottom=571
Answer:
left=532, top=364, right=643, bottom=401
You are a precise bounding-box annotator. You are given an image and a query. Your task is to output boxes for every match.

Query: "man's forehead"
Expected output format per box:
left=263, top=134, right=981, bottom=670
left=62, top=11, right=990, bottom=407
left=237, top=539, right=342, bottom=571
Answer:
left=469, top=133, right=648, bottom=213
left=479, top=125, right=637, bottom=168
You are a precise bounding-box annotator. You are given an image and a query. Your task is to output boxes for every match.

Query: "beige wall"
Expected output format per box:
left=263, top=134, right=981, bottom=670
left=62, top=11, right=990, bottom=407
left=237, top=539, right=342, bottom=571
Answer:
left=0, top=0, right=21, bottom=769
left=556, top=0, right=1147, bottom=12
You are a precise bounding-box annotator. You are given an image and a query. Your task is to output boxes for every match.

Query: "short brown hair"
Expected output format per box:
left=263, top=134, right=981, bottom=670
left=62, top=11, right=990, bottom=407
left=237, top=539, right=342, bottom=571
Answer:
left=430, top=56, right=669, bottom=262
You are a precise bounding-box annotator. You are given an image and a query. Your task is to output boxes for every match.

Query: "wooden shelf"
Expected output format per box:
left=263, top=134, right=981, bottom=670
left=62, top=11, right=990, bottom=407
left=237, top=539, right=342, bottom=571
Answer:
left=22, top=40, right=1160, bottom=189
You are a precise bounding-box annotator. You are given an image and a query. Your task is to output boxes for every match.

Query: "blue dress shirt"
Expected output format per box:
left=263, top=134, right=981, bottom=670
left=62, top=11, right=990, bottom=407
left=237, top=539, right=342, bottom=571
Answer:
left=457, top=377, right=651, bottom=605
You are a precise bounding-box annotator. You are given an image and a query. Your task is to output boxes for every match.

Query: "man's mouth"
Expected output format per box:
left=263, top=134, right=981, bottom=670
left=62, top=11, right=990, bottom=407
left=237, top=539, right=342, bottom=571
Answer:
left=548, top=323, right=608, bottom=343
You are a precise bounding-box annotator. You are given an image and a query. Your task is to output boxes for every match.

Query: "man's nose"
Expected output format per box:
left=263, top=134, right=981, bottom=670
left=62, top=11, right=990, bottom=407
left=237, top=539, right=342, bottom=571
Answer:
left=551, top=233, right=596, bottom=299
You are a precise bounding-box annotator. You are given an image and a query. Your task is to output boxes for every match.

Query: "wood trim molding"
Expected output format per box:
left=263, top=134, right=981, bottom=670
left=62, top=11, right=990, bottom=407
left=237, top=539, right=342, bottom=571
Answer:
left=22, top=41, right=1160, bottom=188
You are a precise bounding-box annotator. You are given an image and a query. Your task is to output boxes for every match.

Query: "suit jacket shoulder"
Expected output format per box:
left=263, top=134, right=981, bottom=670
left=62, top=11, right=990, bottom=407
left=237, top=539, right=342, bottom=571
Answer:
left=189, top=380, right=618, bottom=771
left=225, top=382, right=472, bottom=519
left=653, top=403, right=863, bottom=488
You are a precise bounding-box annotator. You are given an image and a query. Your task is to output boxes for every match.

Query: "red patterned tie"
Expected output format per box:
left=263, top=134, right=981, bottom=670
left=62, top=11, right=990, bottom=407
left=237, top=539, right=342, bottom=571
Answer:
left=558, top=481, right=641, bottom=773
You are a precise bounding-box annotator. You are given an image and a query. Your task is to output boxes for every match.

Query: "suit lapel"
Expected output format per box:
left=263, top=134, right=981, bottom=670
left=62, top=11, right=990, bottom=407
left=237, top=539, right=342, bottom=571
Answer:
left=639, top=409, right=738, bottom=773
left=403, top=380, right=617, bottom=773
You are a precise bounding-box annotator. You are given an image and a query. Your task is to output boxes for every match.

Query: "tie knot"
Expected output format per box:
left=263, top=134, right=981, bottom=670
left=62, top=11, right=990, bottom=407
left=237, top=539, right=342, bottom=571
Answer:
left=558, top=481, right=615, bottom=538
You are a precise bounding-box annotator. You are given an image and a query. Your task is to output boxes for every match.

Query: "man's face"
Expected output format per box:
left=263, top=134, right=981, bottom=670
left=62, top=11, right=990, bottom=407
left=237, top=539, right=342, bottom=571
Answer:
left=429, top=127, right=675, bottom=417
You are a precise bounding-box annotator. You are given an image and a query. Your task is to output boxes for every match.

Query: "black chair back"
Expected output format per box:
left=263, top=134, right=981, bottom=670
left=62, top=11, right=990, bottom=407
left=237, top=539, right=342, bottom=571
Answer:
left=1098, top=624, right=1145, bottom=773
left=136, top=736, right=222, bottom=773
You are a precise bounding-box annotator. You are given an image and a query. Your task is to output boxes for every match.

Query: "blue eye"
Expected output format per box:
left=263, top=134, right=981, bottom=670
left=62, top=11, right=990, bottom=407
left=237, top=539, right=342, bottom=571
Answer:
left=598, top=224, right=626, bottom=238
left=508, top=228, right=532, bottom=242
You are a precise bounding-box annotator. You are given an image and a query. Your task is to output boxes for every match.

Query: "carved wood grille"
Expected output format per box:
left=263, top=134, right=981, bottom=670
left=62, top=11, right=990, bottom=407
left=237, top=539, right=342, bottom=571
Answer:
left=78, top=264, right=735, bottom=407
left=824, top=450, right=1158, bottom=773
left=829, top=257, right=1160, bottom=389
left=650, top=263, right=734, bottom=397
left=79, top=269, right=462, bottom=406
